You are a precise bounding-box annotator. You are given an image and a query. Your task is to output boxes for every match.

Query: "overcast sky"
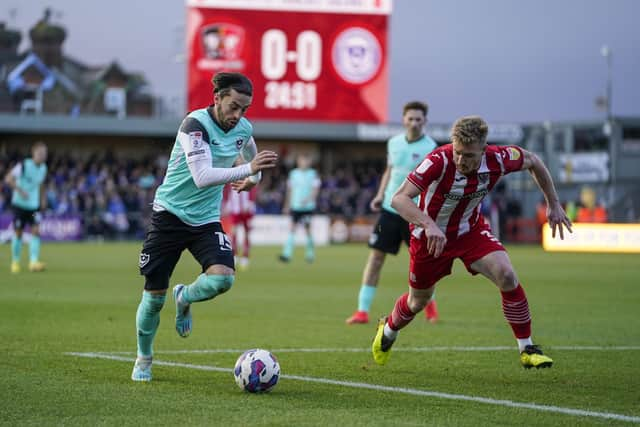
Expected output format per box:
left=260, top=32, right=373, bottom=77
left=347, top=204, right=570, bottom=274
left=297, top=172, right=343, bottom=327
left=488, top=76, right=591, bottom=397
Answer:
left=4, top=0, right=639, bottom=123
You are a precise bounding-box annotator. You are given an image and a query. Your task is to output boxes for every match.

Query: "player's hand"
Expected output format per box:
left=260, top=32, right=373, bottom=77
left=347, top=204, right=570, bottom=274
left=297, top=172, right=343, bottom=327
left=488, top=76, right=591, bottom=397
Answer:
left=231, top=178, right=256, bottom=192
left=424, top=222, right=447, bottom=258
left=369, top=195, right=383, bottom=212
left=249, top=151, right=278, bottom=174
left=547, top=202, right=573, bottom=240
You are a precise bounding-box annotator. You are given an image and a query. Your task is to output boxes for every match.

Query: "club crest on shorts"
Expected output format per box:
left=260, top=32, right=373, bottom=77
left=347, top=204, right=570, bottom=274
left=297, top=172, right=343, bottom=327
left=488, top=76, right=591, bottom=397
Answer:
left=139, top=252, right=150, bottom=268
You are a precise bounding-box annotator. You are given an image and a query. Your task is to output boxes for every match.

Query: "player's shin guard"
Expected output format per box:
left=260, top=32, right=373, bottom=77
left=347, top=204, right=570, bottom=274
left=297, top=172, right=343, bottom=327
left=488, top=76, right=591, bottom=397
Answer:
left=501, top=284, right=532, bottom=339
left=387, top=293, right=418, bottom=331
left=11, top=235, right=22, bottom=262
left=29, top=236, right=41, bottom=263
left=181, top=274, right=234, bottom=303
left=136, top=292, right=166, bottom=358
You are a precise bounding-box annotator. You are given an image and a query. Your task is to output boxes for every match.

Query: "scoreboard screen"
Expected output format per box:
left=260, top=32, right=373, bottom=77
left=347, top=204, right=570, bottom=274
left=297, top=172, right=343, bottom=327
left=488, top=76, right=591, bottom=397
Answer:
left=186, top=0, right=391, bottom=123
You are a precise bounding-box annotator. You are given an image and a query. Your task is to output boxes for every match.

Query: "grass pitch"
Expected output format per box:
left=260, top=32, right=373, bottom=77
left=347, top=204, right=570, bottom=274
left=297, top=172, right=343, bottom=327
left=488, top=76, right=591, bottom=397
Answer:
left=1, top=242, right=639, bottom=426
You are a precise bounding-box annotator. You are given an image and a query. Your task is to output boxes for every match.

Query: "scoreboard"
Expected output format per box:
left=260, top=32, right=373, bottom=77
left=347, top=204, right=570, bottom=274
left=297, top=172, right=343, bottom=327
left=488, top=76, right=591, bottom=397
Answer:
left=186, top=0, right=391, bottom=123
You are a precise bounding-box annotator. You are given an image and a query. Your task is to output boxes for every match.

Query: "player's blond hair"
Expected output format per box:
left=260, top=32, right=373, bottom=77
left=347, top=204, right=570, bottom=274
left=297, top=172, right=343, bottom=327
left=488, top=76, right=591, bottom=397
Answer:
left=451, top=116, right=488, bottom=146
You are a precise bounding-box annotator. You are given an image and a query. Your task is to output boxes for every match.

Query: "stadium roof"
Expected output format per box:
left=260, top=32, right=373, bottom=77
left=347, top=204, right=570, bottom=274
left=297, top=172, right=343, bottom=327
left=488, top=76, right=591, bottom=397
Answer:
left=1, top=113, right=636, bottom=143
left=0, top=113, right=531, bottom=143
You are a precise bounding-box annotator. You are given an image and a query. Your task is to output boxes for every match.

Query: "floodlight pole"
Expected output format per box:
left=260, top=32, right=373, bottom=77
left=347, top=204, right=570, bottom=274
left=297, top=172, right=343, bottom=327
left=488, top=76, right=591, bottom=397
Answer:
left=601, top=45, right=618, bottom=215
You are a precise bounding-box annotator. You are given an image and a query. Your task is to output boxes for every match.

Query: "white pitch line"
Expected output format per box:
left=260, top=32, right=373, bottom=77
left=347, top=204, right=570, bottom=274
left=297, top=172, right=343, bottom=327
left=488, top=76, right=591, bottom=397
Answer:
left=65, top=351, right=640, bottom=424
left=101, top=345, right=640, bottom=355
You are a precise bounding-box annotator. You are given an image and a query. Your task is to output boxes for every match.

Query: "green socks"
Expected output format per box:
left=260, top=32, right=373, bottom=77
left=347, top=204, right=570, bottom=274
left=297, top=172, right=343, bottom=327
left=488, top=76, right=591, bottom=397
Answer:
left=357, top=284, right=377, bottom=312
left=11, top=236, right=22, bottom=262
left=29, top=236, right=41, bottom=263
left=305, top=235, right=315, bottom=261
left=282, top=233, right=294, bottom=259
left=136, top=292, right=166, bottom=358
left=181, top=274, right=235, bottom=303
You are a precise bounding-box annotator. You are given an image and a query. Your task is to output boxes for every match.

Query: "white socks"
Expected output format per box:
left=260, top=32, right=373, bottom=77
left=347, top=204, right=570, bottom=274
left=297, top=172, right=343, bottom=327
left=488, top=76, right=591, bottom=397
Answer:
left=517, top=337, right=533, bottom=352
left=383, top=323, right=398, bottom=340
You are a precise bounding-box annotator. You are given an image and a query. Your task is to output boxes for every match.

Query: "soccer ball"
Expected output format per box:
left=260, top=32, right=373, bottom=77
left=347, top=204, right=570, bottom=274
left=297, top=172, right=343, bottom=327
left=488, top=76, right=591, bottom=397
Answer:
left=233, top=349, right=280, bottom=393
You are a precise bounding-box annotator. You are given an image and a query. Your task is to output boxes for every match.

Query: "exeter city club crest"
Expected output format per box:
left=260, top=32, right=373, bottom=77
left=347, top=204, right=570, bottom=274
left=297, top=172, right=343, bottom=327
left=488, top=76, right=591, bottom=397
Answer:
left=202, top=23, right=245, bottom=61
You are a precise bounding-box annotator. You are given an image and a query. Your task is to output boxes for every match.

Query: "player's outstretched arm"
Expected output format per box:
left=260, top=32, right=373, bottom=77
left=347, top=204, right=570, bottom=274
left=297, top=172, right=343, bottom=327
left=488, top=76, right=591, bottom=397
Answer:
left=521, top=149, right=573, bottom=239
left=392, top=179, right=446, bottom=257
left=188, top=150, right=277, bottom=189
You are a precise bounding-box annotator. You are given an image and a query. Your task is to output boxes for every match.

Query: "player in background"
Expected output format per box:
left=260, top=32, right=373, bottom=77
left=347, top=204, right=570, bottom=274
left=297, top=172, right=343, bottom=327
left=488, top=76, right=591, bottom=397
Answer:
left=5, top=141, right=48, bottom=273
left=347, top=102, right=440, bottom=325
left=278, top=153, right=320, bottom=263
left=372, top=116, right=572, bottom=369
left=223, top=183, right=257, bottom=270
left=132, top=72, right=278, bottom=381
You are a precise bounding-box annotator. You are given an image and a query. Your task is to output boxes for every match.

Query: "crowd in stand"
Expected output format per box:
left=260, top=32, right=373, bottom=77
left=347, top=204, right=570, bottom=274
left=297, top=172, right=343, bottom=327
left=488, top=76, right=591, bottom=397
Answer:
left=0, top=149, right=385, bottom=239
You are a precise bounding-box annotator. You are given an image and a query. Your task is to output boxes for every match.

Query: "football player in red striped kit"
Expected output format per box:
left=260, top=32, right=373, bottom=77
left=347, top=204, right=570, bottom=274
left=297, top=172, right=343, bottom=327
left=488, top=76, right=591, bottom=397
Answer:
left=372, top=116, right=572, bottom=369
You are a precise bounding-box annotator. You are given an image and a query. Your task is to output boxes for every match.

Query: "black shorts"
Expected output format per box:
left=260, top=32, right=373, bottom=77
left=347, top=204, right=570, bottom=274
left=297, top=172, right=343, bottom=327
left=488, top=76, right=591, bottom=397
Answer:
left=12, top=206, right=41, bottom=231
left=139, top=211, right=235, bottom=290
left=368, top=209, right=410, bottom=255
left=291, top=209, right=314, bottom=225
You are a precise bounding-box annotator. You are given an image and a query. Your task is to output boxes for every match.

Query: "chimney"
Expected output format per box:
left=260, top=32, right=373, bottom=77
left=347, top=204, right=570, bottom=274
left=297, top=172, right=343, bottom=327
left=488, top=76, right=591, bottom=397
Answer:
left=0, top=22, right=21, bottom=63
left=29, top=8, right=66, bottom=68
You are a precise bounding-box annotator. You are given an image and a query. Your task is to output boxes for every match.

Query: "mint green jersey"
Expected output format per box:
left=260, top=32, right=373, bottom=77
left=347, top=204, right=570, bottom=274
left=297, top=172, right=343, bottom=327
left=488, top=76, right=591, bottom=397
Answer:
left=382, top=134, right=437, bottom=214
left=153, top=108, right=253, bottom=226
left=11, top=158, right=47, bottom=211
left=288, top=168, right=320, bottom=211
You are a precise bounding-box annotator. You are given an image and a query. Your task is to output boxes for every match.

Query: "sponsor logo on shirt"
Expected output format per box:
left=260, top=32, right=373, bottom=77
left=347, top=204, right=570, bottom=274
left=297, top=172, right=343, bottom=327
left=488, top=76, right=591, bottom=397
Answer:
left=187, top=149, right=206, bottom=157
left=444, top=189, right=488, bottom=201
left=505, top=147, right=521, bottom=161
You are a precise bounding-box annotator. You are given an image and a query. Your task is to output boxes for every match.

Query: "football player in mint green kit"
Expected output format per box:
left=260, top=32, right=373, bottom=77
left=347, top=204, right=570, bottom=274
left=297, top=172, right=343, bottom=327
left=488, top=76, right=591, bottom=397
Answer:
left=279, top=153, right=321, bottom=263
left=132, top=72, right=278, bottom=381
left=5, top=141, right=48, bottom=273
left=347, top=101, right=440, bottom=325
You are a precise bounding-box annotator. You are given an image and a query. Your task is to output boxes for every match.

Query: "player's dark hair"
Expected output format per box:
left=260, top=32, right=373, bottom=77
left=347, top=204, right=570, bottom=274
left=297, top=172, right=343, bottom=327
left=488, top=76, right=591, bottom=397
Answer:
left=32, top=141, right=46, bottom=150
left=403, top=101, right=428, bottom=116
left=451, top=116, right=489, bottom=146
left=212, top=72, right=253, bottom=98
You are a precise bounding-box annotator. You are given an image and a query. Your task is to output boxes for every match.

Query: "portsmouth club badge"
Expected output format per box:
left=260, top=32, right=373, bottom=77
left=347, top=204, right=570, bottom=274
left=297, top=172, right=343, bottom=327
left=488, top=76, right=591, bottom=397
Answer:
left=139, top=252, right=150, bottom=268
left=331, top=27, right=382, bottom=85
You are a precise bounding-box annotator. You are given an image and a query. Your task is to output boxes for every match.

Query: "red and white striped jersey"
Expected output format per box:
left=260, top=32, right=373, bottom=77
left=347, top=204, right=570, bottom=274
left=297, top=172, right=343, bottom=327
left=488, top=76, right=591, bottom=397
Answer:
left=407, top=144, right=524, bottom=240
left=224, top=186, right=257, bottom=215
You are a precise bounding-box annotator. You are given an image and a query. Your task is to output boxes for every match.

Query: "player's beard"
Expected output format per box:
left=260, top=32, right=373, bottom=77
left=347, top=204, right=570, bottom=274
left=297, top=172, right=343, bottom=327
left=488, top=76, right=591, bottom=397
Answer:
left=215, top=104, right=234, bottom=131
left=215, top=104, right=229, bottom=131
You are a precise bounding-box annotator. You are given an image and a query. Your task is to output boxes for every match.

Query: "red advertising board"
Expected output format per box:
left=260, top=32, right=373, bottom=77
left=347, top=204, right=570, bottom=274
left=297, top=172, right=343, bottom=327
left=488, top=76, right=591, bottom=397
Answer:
left=186, top=0, right=391, bottom=123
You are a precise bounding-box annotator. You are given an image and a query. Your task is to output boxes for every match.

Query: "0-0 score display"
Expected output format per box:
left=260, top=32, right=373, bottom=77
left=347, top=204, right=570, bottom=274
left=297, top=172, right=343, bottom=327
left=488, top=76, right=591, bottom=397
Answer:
left=261, top=29, right=321, bottom=110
